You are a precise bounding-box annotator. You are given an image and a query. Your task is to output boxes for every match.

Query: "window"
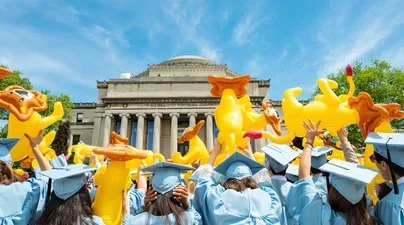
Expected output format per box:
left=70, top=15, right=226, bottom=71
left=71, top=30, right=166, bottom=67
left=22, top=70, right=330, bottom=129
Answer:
left=72, top=135, right=81, bottom=145
left=213, top=120, right=219, bottom=139
left=147, top=121, right=154, bottom=150
left=76, top=113, right=83, bottom=123
left=131, top=121, right=138, bottom=147
left=116, top=121, right=121, bottom=135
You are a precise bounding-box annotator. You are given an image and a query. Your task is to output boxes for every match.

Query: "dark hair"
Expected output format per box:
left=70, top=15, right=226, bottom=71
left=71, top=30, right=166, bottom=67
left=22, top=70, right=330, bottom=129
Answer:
left=0, top=160, right=23, bottom=184
left=374, top=152, right=404, bottom=176
left=377, top=182, right=392, bottom=200
left=144, top=190, right=187, bottom=225
left=270, top=167, right=286, bottom=176
left=223, top=177, right=258, bottom=192
left=311, top=167, right=323, bottom=175
left=328, top=185, right=373, bottom=225
left=36, top=185, right=94, bottom=225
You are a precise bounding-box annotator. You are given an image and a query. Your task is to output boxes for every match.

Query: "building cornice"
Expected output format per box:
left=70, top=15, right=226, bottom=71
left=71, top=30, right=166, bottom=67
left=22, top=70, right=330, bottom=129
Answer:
left=74, top=102, right=97, bottom=108
left=101, top=96, right=266, bottom=104
left=71, top=122, right=94, bottom=126
left=96, top=76, right=270, bottom=85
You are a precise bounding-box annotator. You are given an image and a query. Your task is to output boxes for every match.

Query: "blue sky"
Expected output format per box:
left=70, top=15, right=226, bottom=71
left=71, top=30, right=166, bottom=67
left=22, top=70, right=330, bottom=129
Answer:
left=1, top=0, right=404, bottom=102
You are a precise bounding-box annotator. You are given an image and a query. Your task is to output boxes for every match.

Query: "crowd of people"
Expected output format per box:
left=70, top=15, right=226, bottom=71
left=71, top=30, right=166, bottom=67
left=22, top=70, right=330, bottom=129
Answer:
left=0, top=119, right=403, bottom=225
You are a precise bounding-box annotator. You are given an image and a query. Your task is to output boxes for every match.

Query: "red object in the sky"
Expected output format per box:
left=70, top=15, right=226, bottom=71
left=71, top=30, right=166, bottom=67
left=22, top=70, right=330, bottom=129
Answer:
left=346, top=64, right=353, bottom=77
left=243, top=130, right=263, bottom=140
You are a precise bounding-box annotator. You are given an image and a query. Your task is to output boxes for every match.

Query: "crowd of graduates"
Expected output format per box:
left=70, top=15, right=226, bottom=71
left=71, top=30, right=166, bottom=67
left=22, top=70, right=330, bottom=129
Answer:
left=0, top=119, right=403, bottom=225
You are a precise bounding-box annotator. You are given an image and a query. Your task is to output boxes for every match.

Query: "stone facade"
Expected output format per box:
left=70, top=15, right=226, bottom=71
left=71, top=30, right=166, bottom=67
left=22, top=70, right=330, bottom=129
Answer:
left=70, top=55, right=286, bottom=159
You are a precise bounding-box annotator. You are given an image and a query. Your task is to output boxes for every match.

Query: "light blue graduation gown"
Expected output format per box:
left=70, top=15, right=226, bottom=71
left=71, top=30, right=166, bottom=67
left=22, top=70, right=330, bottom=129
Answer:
left=260, top=176, right=295, bottom=225
left=0, top=177, right=48, bottom=225
left=375, top=180, right=404, bottom=225
left=128, top=187, right=145, bottom=215
left=313, top=174, right=328, bottom=197
left=122, top=206, right=202, bottom=225
left=194, top=173, right=282, bottom=225
left=285, top=177, right=347, bottom=225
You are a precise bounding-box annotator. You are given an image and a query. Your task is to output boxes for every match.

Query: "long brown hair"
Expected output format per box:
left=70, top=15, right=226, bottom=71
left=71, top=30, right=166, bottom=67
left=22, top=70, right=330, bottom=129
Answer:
left=144, top=190, right=187, bottom=225
left=223, top=177, right=258, bottom=192
left=0, top=160, right=23, bottom=184
left=328, top=185, right=373, bottom=225
left=36, top=185, right=94, bottom=225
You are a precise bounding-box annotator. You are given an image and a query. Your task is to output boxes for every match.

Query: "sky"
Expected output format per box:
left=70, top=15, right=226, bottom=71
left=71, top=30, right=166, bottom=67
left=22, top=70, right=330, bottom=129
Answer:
left=1, top=0, right=404, bottom=102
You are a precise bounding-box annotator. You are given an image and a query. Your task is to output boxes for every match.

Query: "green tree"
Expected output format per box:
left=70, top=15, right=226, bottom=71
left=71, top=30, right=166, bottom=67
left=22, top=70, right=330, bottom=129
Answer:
left=0, top=64, right=74, bottom=137
left=311, top=59, right=404, bottom=148
left=53, top=120, right=71, bottom=156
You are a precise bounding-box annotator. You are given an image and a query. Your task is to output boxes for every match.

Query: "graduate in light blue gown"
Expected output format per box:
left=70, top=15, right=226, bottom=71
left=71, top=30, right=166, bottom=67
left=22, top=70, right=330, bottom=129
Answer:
left=193, top=140, right=282, bottom=225
left=285, top=164, right=299, bottom=183
left=365, top=132, right=404, bottom=225
left=37, top=164, right=105, bottom=225
left=310, top=146, right=333, bottom=195
left=123, top=162, right=202, bottom=225
left=286, top=120, right=379, bottom=225
left=260, top=143, right=300, bottom=225
left=0, top=134, right=53, bottom=225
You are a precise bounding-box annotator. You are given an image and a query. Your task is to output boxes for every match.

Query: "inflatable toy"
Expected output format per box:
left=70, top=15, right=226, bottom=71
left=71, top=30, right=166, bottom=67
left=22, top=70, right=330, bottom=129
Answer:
left=68, top=142, right=104, bottom=167
left=253, top=152, right=265, bottom=165
left=0, top=86, right=64, bottom=163
left=239, top=97, right=282, bottom=135
left=92, top=131, right=147, bottom=225
left=244, top=65, right=359, bottom=144
left=31, top=131, right=57, bottom=168
left=126, top=149, right=165, bottom=181
left=208, top=75, right=251, bottom=163
left=0, top=67, right=13, bottom=78
left=173, top=120, right=209, bottom=165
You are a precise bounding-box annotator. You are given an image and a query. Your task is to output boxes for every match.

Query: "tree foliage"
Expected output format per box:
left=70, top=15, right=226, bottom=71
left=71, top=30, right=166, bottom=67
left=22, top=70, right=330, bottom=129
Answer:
left=0, top=64, right=74, bottom=137
left=311, top=59, right=404, bottom=148
left=53, top=120, right=71, bottom=156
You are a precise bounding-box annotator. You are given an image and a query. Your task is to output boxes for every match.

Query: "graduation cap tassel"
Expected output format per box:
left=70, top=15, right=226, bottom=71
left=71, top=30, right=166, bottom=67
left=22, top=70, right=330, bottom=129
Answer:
left=386, top=138, right=399, bottom=194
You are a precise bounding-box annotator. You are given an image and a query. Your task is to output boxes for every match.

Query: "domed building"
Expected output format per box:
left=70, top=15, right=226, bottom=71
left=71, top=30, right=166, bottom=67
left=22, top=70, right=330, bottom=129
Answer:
left=70, top=55, right=281, bottom=158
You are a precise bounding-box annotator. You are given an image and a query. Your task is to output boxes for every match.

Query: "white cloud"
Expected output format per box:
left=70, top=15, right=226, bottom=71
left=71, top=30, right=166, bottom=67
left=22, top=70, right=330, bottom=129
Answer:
left=315, top=1, right=404, bottom=77
left=232, top=6, right=267, bottom=47
left=162, top=0, right=223, bottom=62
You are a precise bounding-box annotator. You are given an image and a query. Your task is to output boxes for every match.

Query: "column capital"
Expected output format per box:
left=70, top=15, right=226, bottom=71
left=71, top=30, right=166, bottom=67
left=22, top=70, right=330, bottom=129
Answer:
left=119, top=113, right=130, bottom=118
left=136, top=113, right=146, bottom=118
left=187, top=112, right=197, bottom=117
left=204, top=112, right=214, bottom=117
left=169, top=113, right=180, bottom=118
left=102, top=113, right=113, bottom=118
left=152, top=113, right=163, bottom=118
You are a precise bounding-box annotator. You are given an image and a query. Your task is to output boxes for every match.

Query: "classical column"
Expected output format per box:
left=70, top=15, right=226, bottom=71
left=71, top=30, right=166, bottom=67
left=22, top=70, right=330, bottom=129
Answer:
left=136, top=113, right=146, bottom=149
left=119, top=114, right=130, bottom=138
left=169, top=113, right=179, bottom=156
left=205, top=113, right=214, bottom=151
left=69, top=134, right=73, bottom=146
left=102, top=114, right=112, bottom=147
left=188, top=113, right=197, bottom=126
left=152, top=113, right=163, bottom=154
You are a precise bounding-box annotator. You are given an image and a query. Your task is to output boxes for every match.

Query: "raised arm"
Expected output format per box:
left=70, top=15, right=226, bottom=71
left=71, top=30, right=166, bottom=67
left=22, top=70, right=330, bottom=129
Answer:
left=338, top=128, right=359, bottom=164
left=299, top=119, right=321, bottom=179
left=25, top=130, right=52, bottom=171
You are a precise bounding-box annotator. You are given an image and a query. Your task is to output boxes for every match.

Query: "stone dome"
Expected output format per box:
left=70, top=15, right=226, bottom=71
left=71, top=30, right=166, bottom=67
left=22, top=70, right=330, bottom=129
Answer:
left=159, top=55, right=217, bottom=65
